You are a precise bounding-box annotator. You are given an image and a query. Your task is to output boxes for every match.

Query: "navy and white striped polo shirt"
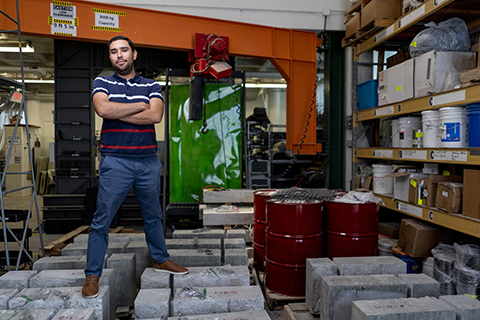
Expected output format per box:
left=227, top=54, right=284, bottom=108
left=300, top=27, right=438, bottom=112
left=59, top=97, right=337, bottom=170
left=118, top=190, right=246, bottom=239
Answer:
left=92, top=72, right=163, bottom=158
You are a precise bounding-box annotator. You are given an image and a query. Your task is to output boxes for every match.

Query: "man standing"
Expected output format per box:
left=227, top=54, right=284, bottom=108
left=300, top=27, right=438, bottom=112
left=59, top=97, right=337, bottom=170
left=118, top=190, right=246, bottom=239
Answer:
left=82, top=36, right=188, bottom=299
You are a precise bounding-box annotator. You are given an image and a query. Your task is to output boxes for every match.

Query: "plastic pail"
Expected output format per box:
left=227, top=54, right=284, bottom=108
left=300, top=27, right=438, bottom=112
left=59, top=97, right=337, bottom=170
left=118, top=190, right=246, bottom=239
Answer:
left=391, top=119, right=399, bottom=148
left=467, top=103, right=480, bottom=148
left=378, top=239, right=398, bottom=256
left=422, top=110, right=441, bottom=148
left=440, top=106, right=467, bottom=148
left=398, top=117, right=421, bottom=148
left=372, top=164, right=393, bottom=194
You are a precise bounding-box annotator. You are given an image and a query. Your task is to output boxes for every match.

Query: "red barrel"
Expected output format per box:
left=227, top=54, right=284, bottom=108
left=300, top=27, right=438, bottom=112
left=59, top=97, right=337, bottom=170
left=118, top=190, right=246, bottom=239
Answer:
left=265, top=200, right=323, bottom=297
left=324, top=201, right=379, bottom=259
left=253, top=190, right=276, bottom=272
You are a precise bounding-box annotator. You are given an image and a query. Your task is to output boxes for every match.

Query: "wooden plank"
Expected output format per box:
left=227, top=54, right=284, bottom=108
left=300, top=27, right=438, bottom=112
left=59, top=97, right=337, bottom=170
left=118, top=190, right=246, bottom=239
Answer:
left=109, top=226, right=124, bottom=233
left=43, top=225, right=90, bottom=251
left=284, top=304, right=296, bottom=320
left=284, top=303, right=319, bottom=320
left=461, top=67, right=480, bottom=83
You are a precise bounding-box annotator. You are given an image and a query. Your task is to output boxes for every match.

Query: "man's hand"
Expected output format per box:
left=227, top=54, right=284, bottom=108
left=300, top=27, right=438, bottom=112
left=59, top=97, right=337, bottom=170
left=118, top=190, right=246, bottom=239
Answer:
left=93, top=92, right=150, bottom=119
left=119, top=97, right=164, bottom=125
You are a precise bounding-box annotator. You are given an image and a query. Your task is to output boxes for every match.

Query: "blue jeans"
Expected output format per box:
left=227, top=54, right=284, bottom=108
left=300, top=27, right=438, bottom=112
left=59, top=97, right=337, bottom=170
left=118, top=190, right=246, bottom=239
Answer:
left=85, top=156, right=170, bottom=277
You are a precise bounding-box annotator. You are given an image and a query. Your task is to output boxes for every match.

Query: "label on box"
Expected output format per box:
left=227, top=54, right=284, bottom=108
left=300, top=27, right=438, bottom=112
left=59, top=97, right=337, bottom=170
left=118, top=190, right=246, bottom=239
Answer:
left=398, top=150, right=427, bottom=160
left=396, top=201, right=423, bottom=217
left=411, top=180, right=417, bottom=187
left=372, top=150, right=393, bottom=158
left=430, top=151, right=468, bottom=162
left=442, top=191, right=448, bottom=197
left=441, top=122, right=461, bottom=141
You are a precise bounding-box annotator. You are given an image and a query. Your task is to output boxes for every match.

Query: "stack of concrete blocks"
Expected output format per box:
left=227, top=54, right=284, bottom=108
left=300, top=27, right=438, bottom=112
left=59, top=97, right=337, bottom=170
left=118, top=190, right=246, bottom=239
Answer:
left=106, top=253, right=136, bottom=307
left=32, top=256, right=91, bottom=271
left=126, top=241, right=153, bottom=286
left=62, top=241, right=129, bottom=257
left=305, top=258, right=338, bottom=315
left=398, top=273, right=440, bottom=298
left=133, top=288, right=171, bottom=319
left=440, top=295, right=480, bottom=320
left=0, top=289, right=19, bottom=309
left=166, top=310, right=272, bottom=319
left=333, top=256, right=407, bottom=276
left=0, top=270, right=37, bottom=289
left=352, top=297, right=456, bottom=319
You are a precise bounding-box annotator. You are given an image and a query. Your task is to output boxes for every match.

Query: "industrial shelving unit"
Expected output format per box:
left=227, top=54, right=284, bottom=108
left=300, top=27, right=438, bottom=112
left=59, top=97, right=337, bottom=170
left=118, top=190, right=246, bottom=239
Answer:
left=350, top=0, right=480, bottom=238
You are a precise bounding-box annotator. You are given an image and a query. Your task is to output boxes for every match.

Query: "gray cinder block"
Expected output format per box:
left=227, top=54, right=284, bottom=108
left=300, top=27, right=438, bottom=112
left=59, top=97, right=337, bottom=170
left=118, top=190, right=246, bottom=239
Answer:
left=202, top=189, right=254, bottom=203
left=172, top=285, right=264, bottom=316
left=0, top=270, right=37, bottom=289
left=168, top=249, right=221, bottom=267
left=306, top=258, right=338, bottom=315
left=125, top=241, right=152, bottom=286
left=224, top=238, right=246, bottom=249
left=106, top=253, right=136, bottom=307
left=398, top=273, right=440, bottom=298
left=61, top=243, right=88, bottom=256
left=74, top=232, right=145, bottom=244
left=320, top=274, right=408, bottom=320
left=7, top=309, right=57, bottom=320
left=8, top=286, right=111, bottom=320
left=224, top=249, right=248, bottom=266
left=172, top=229, right=225, bottom=240
left=52, top=308, right=96, bottom=320
left=0, top=288, right=18, bottom=309
left=166, top=238, right=222, bottom=250
left=134, top=289, right=170, bottom=319
left=173, top=266, right=250, bottom=289
left=141, top=268, right=170, bottom=289
left=77, top=254, right=108, bottom=269
left=106, top=241, right=129, bottom=256
left=440, top=295, right=480, bottom=320
left=352, top=296, right=456, bottom=320
left=0, top=310, right=15, bottom=317
left=226, top=229, right=247, bottom=242
left=167, top=310, right=272, bottom=319
left=333, top=256, right=406, bottom=276
left=33, top=255, right=86, bottom=271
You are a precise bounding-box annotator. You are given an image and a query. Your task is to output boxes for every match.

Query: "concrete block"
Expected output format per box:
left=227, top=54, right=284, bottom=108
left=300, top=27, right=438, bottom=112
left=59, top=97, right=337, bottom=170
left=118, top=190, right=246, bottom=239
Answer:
left=125, top=240, right=152, bottom=286
left=29, top=269, right=115, bottom=318
left=8, top=286, right=111, bottom=320
left=76, top=254, right=108, bottom=269
left=203, top=189, right=254, bottom=203
left=106, top=241, right=129, bottom=256
left=169, top=249, right=221, bottom=267
left=352, top=296, right=456, bottom=320
left=33, top=256, right=86, bottom=271
left=224, top=239, right=246, bottom=249
left=306, top=258, right=338, bottom=315
left=172, top=285, right=264, bottom=316
left=166, top=238, right=221, bottom=250
left=61, top=243, right=88, bottom=256
left=333, top=256, right=406, bottom=276
left=51, top=309, right=96, bottom=320
left=224, top=249, right=248, bottom=266
left=440, top=295, right=480, bottom=320
left=167, top=310, right=272, bottom=319
left=397, top=273, right=440, bottom=298
left=134, top=289, right=170, bottom=320
left=172, top=229, right=225, bottom=240
left=203, top=207, right=254, bottom=226
left=106, top=253, right=136, bottom=307
left=173, top=266, right=250, bottom=289
left=7, top=309, right=57, bottom=320
left=74, top=232, right=145, bottom=244
left=247, top=246, right=253, bottom=260
left=320, top=274, right=408, bottom=320
left=0, top=271, right=37, bottom=289
left=0, top=310, right=15, bottom=317
left=0, top=289, right=18, bottom=309
left=226, top=229, right=247, bottom=242
left=141, top=268, right=170, bottom=289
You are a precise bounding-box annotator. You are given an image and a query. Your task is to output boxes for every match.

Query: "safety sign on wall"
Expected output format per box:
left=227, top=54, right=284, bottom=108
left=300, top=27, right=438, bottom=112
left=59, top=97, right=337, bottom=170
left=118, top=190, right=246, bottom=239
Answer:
left=49, top=1, right=78, bottom=37
left=92, top=8, right=125, bottom=32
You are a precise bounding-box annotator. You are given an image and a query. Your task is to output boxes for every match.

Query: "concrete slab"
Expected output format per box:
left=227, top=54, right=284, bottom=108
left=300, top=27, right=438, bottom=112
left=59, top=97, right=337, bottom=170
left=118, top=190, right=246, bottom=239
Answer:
left=172, top=285, right=264, bottom=316
left=224, top=249, right=248, bottom=266
left=168, top=249, right=221, bottom=267
left=106, top=241, right=129, bottom=256
left=333, top=256, right=406, bottom=276
left=106, top=253, right=136, bottom=307
left=397, top=273, right=440, bottom=298
left=7, top=309, right=57, bottom=320
left=74, top=233, right=145, bottom=244
left=166, top=239, right=221, bottom=250
left=226, top=229, right=247, bottom=242
left=0, top=310, right=15, bottom=317
left=61, top=243, right=88, bottom=256
left=141, top=268, right=170, bottom=289
left=33, top=256, right=86, bottom=271
left=320, top=274, right=408, bottom=320
left=224, top=239, right=246, bottom=249
left=134, top=289, right=170, bottom=320
left=8, top=286, right=111, bottom=320
left=173, top=266, right=250, bottom=289
left=203, top=207, right=254, bottom=226
left=172, top=229, right=225, bottom=240
left=440, top=295, right=480, bottom=320
left=0, top=289, right=18, bottom=309
left=0, top=271, right=37, bottom=289
left=77, top=254, right=108, bottom=269
left=203, top=189, right=254, bottom=203
left=167, top=310, right=272, bottom=319
left=51, top=309, right=96, bottom=320
left=125, top=241, right=152, bottom=286
left=306, top=258, right=338, bottom=315
left=352, top=296, right=456, bottom=320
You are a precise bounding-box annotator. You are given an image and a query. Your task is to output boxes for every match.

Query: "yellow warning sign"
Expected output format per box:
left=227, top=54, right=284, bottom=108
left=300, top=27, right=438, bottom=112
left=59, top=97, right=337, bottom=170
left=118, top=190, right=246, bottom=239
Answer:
left=92, top=8, right=126, bottom=16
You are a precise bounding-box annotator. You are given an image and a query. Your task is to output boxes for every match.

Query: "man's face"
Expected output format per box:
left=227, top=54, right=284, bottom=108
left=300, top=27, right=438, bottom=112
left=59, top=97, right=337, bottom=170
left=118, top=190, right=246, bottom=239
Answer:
left=108, top=39, right=137, bottom=75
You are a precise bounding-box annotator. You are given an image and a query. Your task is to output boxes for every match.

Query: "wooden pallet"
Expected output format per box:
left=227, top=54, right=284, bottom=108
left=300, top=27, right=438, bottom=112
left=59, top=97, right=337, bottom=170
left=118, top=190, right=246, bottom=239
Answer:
left=253, top=268, right=306, bottom=310
left=342, top=18, right=395, bottom=48
left=284, top=303, right=319, bottom=320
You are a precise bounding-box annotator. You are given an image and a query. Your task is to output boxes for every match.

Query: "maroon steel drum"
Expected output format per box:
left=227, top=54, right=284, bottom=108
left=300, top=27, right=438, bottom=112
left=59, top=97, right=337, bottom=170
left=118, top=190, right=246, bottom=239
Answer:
left=265, top=199, right=323, bottom=297
left=253, top=190, right=276, bottom=272
left=324, top=201, right=379, bottom=259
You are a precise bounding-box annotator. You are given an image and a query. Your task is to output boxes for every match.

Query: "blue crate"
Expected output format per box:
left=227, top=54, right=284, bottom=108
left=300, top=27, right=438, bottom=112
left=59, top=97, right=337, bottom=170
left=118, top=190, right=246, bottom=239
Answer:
left=357, top=79, right=378, bottom=111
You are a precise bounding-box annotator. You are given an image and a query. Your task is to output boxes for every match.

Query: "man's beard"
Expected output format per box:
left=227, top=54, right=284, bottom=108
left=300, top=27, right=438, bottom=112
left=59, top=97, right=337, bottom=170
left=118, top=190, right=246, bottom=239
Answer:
left=115, top=62, right=134, bottom=75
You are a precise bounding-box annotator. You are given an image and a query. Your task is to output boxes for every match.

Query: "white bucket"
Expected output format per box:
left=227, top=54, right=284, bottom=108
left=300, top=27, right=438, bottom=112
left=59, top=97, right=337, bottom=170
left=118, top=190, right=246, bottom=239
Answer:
left=398, top=117, right=421, bottom=148
left=422, top=110, right=442, bottom=148
left=440, top=106, right=467, bottom=148
left=378, top=239, right=398, bottom=256
left=372, top=164, right=394, bottom=194
left=391, top=119, right=400, bottom=148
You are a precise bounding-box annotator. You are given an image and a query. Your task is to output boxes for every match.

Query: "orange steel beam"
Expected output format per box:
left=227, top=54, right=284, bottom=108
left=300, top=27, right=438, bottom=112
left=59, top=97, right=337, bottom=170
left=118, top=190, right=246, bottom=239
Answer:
left=1, top=0, right=321, bottom=154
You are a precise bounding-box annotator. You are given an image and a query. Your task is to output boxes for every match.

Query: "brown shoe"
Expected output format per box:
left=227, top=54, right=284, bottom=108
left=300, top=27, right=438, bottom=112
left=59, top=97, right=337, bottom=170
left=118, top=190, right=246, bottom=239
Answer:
left=153, top=259, right=189, bottom=275
left=82, top=275, right=99, bottom=299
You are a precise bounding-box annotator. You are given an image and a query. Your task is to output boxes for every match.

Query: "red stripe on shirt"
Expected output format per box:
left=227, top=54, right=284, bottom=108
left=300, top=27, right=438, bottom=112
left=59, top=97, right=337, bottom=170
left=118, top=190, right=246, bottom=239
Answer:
left=101, top=145, right=158, bottom=149
left=101, top=129, right=156, bottom=133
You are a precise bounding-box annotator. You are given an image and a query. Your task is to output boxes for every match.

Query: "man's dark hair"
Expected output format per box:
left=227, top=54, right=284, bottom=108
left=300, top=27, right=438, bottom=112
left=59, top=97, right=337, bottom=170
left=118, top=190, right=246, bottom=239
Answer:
left=108, top=36, right=135, bottom=52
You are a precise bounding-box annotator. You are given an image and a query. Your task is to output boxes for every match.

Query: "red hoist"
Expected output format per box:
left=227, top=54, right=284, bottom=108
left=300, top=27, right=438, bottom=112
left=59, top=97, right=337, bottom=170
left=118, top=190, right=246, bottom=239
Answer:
left=189, top=33, right=232, bottom=79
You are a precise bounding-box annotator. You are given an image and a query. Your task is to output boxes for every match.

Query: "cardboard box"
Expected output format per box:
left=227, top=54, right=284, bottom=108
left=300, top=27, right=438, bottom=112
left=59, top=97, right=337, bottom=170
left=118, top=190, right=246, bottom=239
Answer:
left=378, top=59, right=414, bottom=106
left=436, top=182, right=463, bottom=213
left=378, top=222, right=401, bottom=239
left=463, top=169, right=480, bottom=219
left=387, top=166, right=425, bottom=202
left=422, top=163, right=439, bottom=175
left=361, top=0, right=402, bottom=29
left=398, top=219, right=451, bottom=257
left=345, top=13, right=360, bottom=38
left=414, top=50, right=476, bottom=98
left=424, top=175, right=462, bottom=208
left=408, top=177, right=428, bottom=205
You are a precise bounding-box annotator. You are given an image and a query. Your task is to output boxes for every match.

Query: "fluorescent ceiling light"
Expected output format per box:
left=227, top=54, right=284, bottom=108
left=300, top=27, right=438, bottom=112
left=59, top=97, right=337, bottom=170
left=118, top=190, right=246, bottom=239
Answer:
left=0, top=44, right=35, bottom=53
left=245, top=83, right=286, bottom=89
left=23, top=79, right=54, bottom=83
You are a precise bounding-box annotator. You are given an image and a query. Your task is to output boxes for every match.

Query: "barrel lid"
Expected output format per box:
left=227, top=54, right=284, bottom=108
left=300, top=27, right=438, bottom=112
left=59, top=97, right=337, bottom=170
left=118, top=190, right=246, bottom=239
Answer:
left=254, top=189, right=277, bottom=196
left=378, top=239, right=398, bottom=250
left=267, top=199, right=323, bottom=205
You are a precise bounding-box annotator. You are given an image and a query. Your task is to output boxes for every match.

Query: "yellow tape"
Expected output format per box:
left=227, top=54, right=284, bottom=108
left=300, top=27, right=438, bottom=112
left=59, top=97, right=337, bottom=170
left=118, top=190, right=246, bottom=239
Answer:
left=410, top=180, right=417, bottom=187
left=92, top=26, right=122, bottom=32
left=54, top=19, right=72, bottom=25
left=48, top=16, right=53, bottom=25
left=52, top=1, right=72, bottom=6
left=74, top=17, right=79, bottom=26
left=415, top=132, right=423, bottom=138
left=54, top=32, right=73, bottom=36
left=92, top=8, right=126, bottom=16
left=418, top=199, right=424, bottom=205
left=411, top=41, right=417, bottom=47
left=396, top=86, right=402, bottom=91
left=443, top=170, right=450, bottom=176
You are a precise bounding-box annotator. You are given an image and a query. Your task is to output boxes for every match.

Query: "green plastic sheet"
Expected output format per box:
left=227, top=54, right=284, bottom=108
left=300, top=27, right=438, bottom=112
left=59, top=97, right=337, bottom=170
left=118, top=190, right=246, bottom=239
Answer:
left=169, top=83, right=243, bottom=203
